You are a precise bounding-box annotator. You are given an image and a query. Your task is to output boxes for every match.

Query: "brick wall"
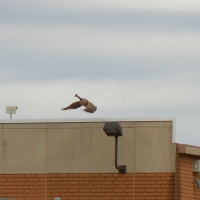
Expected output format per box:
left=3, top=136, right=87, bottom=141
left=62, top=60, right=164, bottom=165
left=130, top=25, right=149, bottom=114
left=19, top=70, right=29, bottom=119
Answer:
left=0, top=174, right=46, bottom=200
left=178, top=154, right=200, bottom=200
left=0, top=173, right=176, bottom=200
left=47, top=173, right=134, bottom=200
left=0, top=173, right=134, bottom=200
left=135, top=173, right=175, bottom=200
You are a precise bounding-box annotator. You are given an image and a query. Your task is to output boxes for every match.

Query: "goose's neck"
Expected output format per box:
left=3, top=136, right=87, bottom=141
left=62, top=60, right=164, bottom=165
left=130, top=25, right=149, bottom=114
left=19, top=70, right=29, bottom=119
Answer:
left=76, top=95, right=82, bottom=100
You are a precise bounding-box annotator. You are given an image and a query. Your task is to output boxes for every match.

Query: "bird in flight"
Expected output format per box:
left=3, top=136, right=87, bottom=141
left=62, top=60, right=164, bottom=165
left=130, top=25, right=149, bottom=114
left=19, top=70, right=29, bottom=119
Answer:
left=62, top=94, right=97, bottom=113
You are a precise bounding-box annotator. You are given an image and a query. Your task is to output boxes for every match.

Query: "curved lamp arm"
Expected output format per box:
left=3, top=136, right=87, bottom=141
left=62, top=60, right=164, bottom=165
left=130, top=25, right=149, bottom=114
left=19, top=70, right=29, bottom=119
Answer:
left=194, top=179, right=200, bottom=189
left=115, top=136, right=126, bottom=174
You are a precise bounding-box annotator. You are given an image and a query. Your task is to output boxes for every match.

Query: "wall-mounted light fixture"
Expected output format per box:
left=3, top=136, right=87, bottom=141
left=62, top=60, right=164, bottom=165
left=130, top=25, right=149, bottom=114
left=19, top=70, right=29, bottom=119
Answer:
left=103, top=122, right=126, bottom=174
left=6, top=106, right=18, bottom=119
left=194, top=179, right=200, bottom=189
left=192, top=160, right=200, bottom=172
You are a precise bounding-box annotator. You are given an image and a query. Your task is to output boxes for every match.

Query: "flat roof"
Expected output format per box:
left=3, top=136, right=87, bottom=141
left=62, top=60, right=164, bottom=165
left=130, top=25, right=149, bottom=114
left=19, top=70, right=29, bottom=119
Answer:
left=0, top=117, right=176, bottom=123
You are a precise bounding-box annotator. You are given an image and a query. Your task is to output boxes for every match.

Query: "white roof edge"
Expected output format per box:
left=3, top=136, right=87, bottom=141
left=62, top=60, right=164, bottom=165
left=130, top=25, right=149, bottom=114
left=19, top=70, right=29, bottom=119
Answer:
left=0, top=117, right=176, bottom=123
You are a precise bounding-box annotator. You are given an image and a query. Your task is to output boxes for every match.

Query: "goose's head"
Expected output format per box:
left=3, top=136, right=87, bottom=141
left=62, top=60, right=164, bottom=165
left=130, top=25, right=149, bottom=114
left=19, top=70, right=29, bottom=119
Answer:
left=75, top=94, right=82, bottom=100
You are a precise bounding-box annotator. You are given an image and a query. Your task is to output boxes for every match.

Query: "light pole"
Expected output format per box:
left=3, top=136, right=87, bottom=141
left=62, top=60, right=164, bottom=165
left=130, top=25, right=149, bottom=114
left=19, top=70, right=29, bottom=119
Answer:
left=103, top=122, right=126, bottom=174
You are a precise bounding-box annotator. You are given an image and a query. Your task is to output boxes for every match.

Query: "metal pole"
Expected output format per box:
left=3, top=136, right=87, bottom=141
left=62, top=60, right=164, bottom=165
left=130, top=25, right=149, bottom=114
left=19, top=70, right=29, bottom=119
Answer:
left=115, top=135, right=127, bottom=173
left=10, top=113, right=12, bottom=119
left=115, top=136, right=119, bottom=170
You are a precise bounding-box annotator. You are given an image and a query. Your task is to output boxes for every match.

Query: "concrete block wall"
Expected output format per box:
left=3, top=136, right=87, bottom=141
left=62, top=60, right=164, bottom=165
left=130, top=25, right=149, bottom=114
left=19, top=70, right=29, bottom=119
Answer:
left=0, top=121, right=175, bottom=174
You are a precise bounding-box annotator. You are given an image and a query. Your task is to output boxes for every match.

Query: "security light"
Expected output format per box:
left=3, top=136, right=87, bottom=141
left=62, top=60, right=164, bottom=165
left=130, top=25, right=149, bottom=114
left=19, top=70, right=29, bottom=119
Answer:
left=103, top=122, right=126, bottom=174
left=103, top=122, right=122, bottom=137
left=194, top=179, right=200, bottom=189
left=192, top=160, right=200, bottom=172
left=6, top=106, right=18, bottom=119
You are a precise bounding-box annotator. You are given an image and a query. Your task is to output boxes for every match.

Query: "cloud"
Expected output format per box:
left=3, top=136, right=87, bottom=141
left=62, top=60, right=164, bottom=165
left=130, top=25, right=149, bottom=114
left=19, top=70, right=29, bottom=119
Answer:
left=0, top=22, right=200, bottom=83
left=1, top=15, right=200, bottom=57
left=1, top=24, right=199, bottom=60
left=1, top=0, right=200, bottom=32
left=1, top=0, right=200, bottom=13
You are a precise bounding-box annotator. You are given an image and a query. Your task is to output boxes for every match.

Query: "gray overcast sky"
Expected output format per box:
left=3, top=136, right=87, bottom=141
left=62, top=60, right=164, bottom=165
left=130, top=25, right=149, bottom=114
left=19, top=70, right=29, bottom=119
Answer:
left=1, top=0, right=200, bottom=145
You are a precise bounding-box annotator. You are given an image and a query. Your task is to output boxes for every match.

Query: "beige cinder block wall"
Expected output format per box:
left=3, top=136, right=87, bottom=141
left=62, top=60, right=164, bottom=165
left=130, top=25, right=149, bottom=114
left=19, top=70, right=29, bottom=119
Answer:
left=0, top=119, right=176, bottom=174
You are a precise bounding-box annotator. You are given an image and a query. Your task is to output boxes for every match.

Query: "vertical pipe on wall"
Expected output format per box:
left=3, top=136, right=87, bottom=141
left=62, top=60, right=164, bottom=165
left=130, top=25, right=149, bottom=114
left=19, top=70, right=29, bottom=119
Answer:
left=1, top=124, right=5, bottom=174
left=175, top=146, right=179, bottom=200
left=89, top=122, right=92, bottom=173
left=45, top=123, right=49, bottom=200
left=0, top=124, right=3, bottom=174
left=115, top=136, right=119, bottom=170
left=133, top=122, right=136, bottom=200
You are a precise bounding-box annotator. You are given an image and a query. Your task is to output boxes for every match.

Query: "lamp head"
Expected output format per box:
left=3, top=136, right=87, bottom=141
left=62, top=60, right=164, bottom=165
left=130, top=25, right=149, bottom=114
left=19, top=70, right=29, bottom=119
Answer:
left=103, top=122, right=122, bottom=137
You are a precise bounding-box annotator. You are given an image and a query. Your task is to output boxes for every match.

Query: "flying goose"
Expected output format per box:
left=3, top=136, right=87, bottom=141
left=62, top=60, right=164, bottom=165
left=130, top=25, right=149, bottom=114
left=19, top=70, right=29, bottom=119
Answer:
left=62, top=94, right=97, bottom=113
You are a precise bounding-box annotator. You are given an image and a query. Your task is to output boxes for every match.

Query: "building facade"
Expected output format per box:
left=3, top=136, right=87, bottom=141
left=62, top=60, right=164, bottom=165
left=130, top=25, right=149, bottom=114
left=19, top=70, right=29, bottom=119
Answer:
left=0, top=118, right=199, bottom=199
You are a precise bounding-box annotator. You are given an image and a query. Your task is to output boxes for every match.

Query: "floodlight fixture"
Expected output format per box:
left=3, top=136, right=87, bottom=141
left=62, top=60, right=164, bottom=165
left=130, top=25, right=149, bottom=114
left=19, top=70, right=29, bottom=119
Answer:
left=103, top=122, right=126, bottom=174
left=6, top=106, right=18, bottom=119
left=103, top=122, right=122, bottom=137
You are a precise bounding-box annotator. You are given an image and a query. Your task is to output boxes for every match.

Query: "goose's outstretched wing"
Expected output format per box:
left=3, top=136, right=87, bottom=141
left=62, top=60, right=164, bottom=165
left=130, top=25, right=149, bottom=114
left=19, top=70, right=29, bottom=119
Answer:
left=62, top=101, right=81, bottom=110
